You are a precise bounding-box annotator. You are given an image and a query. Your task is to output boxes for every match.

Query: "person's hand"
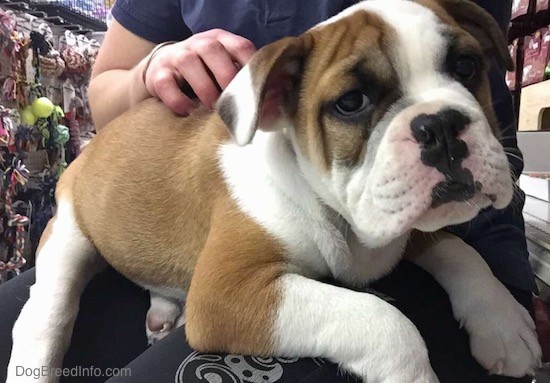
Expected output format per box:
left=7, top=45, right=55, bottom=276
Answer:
left=142, top=29, right=257, bottom=115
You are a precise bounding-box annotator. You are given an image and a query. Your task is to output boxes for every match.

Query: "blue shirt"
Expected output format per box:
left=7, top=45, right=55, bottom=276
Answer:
left=111, top=0, right=536, bottom=292
left=112, top=0, right=357, bottom=47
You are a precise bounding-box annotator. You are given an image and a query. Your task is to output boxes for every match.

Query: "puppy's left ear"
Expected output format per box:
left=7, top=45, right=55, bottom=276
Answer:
left=435, top=0, right=514, bottom=71
left=216, top=35, right=312, bottom=146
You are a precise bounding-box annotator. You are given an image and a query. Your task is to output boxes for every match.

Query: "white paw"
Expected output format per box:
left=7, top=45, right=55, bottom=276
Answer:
left=458, top=281, right=542, bottom=377
left=145, top=296, right=184, bottom=345
left=380, top=364, right=440, bottom=383
left=349, top=347, right=439, bottom=383
left=347, top=311, right=440, bottom=383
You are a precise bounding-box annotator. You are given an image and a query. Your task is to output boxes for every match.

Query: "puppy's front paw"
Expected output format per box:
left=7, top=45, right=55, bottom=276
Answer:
left=352, top=348, right=439, bottom=383
left=381, top=364, right=440, bottom=383
left=458, top=282, right=541, bottom=377
left=346, top=310, right=440, bottom=383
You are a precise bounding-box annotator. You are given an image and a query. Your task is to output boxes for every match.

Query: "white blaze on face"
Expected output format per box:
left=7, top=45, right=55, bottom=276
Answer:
left=312, top=0, right=514, bottom=248
left=367, top=1, right=449, bottom=95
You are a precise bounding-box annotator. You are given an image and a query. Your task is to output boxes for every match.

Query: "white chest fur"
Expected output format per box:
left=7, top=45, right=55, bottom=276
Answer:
left=218, top=131, right=408, bottom=285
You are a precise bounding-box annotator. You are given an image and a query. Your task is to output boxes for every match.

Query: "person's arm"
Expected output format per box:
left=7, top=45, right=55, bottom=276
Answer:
left=89, top=20, right=155, bottom=130
left=89, top=0, right=256, bottom=130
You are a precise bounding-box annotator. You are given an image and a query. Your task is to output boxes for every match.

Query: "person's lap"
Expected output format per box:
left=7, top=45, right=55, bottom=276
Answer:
left=0, top=262, right=532, bottom=383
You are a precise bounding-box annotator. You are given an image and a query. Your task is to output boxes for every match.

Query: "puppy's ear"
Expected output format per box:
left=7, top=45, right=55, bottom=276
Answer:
left=435, top=0, right=514, bottom=71
left=216, top=35, right=311, bottom=146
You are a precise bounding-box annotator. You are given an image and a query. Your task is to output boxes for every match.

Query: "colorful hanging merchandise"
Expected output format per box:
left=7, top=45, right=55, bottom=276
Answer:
left=59, top=30, right=99, bottom=154
left=0, top=156, right=29, bottom=283
left=0, top=8, right=100, bottom=281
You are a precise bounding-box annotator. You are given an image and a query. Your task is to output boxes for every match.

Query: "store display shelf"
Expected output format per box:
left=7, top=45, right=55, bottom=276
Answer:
left=0, top=0, right=107, bottom=32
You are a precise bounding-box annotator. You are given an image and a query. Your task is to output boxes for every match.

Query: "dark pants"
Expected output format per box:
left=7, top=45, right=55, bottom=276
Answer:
left=0, top=261, right=533, bottom=383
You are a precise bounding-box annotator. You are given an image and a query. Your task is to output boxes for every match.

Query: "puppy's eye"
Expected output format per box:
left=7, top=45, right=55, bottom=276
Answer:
left=453, top=55, right=477, bottom=80
left=334, top=91, right=371, bottom=116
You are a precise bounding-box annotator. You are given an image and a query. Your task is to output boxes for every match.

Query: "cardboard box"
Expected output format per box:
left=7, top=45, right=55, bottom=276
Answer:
left=519, top=80, right=550, bottom=131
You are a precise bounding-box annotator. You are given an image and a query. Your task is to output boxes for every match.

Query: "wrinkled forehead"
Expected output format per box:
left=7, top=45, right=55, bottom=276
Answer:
left=311, top=0, right=479, bottom=94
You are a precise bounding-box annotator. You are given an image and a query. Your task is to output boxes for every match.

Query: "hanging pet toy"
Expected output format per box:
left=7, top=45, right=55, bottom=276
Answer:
left=0, top=159, right=29, bottom=277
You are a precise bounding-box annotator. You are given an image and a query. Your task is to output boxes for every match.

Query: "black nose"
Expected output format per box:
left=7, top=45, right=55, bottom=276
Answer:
left=411, top=114, right=441, bottom=146
left=411, top=109, right=470, bottom=175
left=411, top=109, right=477, bottom=206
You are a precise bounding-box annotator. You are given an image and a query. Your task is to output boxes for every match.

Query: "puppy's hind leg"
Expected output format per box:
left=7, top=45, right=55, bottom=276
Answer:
left=7, top=199, right=104, bottom=383
left=145, top=292, right=185, bottom=345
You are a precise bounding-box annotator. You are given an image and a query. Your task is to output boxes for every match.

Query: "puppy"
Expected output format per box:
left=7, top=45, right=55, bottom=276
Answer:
left=8, top=0, right=542, bottom=382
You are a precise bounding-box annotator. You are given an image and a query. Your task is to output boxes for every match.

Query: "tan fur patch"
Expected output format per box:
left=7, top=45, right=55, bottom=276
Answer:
left=186, top=194, right=286, bottom=354
left=293, top=11, right=398, bottom=168
left=72, top=99, right=227, bottom=290
left=37, top=146, right=87, bottom=258
left=58, top=98, right=288, bottom=354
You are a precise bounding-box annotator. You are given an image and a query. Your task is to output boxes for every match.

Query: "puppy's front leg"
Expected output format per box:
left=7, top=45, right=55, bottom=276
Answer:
left=185, top=208, right=438, bottom=383
left=8, top=200, right=104, bottom=383
left=408, top=231, right=541, bottom=377
left=272, top=274, right=439, bottom=382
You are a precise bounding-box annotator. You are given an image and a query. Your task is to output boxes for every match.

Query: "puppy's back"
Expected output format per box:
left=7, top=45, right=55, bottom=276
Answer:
left=65, top=98, right=231, bottom=290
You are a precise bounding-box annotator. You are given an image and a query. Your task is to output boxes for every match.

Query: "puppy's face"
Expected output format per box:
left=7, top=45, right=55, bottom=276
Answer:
left=218, top=0, right=515, bottom=248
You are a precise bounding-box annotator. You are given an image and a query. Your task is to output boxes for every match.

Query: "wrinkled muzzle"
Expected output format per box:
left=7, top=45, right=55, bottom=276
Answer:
left=344, top=97, right=514, bottom=248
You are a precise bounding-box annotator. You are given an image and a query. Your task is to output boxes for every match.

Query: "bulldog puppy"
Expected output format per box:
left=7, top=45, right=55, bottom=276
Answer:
left=8, top=0, right=541, bottom=382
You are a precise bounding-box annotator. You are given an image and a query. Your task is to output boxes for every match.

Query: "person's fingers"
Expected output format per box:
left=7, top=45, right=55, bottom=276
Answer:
left=153, top=70, right=197, bottom=115
left=173, top=49, right=220, bottom=108
left=193, top=38, right=239, bottom=90
left=215, top=31, right=257, bottom=66
left=144, top=30, right=256, bottom=113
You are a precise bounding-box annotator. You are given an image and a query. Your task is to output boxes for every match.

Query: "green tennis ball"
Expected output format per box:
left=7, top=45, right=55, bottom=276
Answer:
left=20, top=107, right=36, bottom=125
left=31, top=97, right=55, bottom=118
left=55, top=106, right=65, bottom=118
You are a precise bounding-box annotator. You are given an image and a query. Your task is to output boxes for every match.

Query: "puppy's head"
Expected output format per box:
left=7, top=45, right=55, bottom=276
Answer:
left=217, top=0, right=515, bottom=248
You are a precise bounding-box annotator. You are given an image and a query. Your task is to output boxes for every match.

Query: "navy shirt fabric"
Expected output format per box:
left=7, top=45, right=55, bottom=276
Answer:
left=112, top=0, right=358, bottom=47
left=111, top=0, right=536, bottom=292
